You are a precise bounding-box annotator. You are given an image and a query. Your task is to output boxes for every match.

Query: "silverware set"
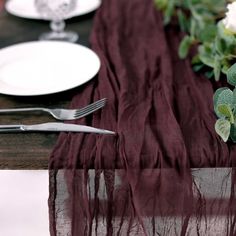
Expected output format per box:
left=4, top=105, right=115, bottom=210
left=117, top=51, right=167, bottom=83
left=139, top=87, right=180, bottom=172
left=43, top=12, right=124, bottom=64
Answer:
left=0, top=98, right=115, bottom=135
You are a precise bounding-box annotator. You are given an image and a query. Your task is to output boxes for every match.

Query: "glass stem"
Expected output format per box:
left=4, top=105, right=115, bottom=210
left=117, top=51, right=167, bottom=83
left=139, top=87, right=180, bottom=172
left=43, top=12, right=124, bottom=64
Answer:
left=50, top=20, right=65, bottom=34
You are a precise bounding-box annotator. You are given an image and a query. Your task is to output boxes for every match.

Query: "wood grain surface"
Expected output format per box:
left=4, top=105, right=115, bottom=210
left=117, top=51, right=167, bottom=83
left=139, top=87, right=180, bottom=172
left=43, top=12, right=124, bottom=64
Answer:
left=0, top=7, right=95, bottom=169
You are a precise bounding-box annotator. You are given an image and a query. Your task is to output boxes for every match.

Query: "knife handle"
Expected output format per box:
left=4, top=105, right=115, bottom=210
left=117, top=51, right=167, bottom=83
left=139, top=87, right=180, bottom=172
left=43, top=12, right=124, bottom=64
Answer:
left=0, top=125, right=25, bottom=132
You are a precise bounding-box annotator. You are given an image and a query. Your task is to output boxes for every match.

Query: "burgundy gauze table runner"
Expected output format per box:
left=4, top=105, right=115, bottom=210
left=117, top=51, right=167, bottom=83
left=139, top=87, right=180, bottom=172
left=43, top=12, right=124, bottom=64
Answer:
left=49, top=0, right=236, bottom=235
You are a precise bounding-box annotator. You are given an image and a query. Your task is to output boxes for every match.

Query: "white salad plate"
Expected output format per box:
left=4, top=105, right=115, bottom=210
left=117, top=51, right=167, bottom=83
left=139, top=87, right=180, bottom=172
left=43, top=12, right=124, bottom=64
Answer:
left=0, top=41, right=100, bottom=96
left=5, top=0, right=101, bottom=20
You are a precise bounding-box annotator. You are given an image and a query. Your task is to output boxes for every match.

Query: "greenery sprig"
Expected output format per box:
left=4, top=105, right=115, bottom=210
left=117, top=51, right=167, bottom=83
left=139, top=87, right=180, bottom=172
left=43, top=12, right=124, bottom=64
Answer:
left=155, top=0, right=236, bottom=142
left=214, top=64, right=236, bottom=142
left=155, top=0, right=236, bottom=81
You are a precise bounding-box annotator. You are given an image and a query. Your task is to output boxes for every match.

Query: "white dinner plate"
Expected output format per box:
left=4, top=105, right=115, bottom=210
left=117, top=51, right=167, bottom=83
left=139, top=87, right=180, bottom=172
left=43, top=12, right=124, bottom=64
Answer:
left=0, top=41, right=100, bottom=96
left=5, top=0, right=101, bottom=20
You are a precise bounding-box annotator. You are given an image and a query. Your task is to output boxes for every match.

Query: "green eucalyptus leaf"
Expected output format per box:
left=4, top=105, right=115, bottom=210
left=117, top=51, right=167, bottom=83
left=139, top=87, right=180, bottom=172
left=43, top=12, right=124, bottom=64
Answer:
left=163, top=0, right=175, bottom=25
left=194, top=6, right=214, bottom=21
left=213, top=87, right=230, bottom=106
left=230, top=124, right=236, bottom=143
left=217, top=104, right=234, bottom=123
left=192, top=55, right=201, bottom=64
left=215, top=37, right=227, bottom=55
left=193, top=64, right=204, bottom=72
left=155, top=0, right=168, bottom=10
left=205, top=70, right=214, bottom=79
left=178, top=35, right=193, bottom=59
left=213, top=88, right=233, bottom=106
left=190, top=18, right=197, bottom=37
left=215, top=118, right=231, bottom=142
left=213, top=88, right=234, bottom=118
left=213, top=56, right=221, bottom=81
left=198, top=45, right=215, bottom=68
left=205, top=0, right=227, bottom=13
left=221, top=60, right=231, bottom=74
left=222, top=66, right=229, bottom=75
left=227, top=63, right=236, bottom=86
left=177, top=10, right=189, bottom=32
left=233, top=87, right=236, bottom=107
left=199, top=24, right=217, bottom=42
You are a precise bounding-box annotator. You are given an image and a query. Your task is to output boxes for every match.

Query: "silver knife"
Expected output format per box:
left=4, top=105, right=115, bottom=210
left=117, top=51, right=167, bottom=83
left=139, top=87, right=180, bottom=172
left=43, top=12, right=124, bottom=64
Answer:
left=0, top=122, right=115, bottom=135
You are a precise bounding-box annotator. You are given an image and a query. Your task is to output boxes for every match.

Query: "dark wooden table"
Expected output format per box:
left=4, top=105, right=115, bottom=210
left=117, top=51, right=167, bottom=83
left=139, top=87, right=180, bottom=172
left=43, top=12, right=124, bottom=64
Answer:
left=0, top=8, right=94, bottom=169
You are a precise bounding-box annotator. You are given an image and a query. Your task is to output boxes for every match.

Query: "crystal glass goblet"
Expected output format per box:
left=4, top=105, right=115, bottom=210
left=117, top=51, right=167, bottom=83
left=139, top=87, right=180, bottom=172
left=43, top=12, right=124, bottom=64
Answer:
left=34, top=0, right=79, bottom=43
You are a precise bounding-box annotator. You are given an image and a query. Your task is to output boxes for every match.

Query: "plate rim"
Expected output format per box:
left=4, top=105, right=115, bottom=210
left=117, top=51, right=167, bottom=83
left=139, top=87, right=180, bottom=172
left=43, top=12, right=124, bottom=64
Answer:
left=0, top=41, right=101, bottom=96
left=5, top=0, right=101, bottom=20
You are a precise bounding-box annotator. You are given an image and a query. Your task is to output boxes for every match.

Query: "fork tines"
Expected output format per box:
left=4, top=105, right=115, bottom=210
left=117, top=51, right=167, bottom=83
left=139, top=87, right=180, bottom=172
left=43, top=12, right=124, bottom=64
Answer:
left=74, top=98, right=107, bottom=118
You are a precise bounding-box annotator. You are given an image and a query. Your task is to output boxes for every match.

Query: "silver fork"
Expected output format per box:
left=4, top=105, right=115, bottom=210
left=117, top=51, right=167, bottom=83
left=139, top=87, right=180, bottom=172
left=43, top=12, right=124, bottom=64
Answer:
left=0, top=98, right=107, bottom=120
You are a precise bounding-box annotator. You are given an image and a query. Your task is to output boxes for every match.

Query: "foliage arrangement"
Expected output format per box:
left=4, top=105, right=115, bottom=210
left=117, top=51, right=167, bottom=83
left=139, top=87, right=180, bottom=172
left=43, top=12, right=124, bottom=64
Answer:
left=214, top=64, right=236, bottom=142
left=155, top=0, right=236, bottom=142
left=155, top=0, right=236, bottom=81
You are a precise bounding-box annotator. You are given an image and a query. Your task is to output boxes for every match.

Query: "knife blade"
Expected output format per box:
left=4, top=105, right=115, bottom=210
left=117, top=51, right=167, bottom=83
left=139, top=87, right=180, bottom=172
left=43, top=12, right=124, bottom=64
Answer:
left=0, top=122, right=115, bottom=135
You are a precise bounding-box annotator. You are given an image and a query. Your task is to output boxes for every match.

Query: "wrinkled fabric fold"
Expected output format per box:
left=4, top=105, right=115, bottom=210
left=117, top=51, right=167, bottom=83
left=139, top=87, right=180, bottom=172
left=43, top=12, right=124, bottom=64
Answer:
left=49, top=0, right=236, bottom=235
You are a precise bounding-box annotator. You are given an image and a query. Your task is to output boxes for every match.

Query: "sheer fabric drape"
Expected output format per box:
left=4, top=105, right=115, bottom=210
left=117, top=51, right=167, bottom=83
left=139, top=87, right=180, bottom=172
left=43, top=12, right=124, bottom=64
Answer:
left=49, top=0, right=236, bottom=235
